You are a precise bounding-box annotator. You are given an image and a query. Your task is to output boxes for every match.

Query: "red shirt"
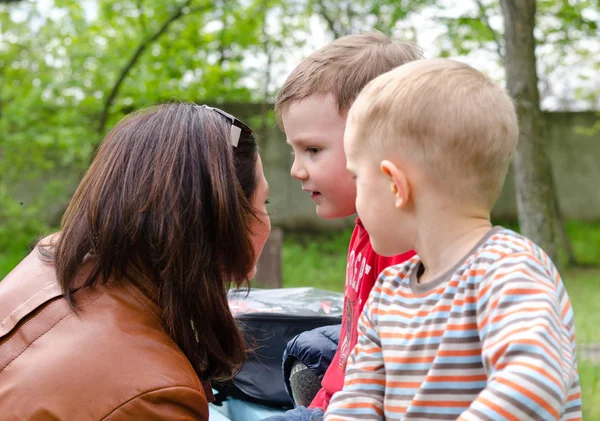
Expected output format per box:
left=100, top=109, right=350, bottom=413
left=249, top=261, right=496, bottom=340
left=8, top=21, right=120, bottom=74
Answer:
left=308, top=219, right=415, bottom=410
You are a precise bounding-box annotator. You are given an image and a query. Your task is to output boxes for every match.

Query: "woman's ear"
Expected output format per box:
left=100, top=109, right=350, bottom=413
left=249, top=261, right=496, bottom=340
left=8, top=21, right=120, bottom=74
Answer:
left=381, top=160, right=409, bottom=209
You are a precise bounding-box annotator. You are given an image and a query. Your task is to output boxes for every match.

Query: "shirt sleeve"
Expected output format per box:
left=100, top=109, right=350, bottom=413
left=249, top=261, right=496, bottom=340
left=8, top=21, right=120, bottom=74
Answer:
left=458, top=254, right=579, bottom=421
left=104, top=386, right=208, bottom=420
left=324, top=285, right=386, bottom=421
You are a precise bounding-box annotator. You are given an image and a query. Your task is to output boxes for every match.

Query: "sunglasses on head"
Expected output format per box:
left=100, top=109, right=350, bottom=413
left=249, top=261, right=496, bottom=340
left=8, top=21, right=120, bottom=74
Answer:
left=197, top=104, right=253, bottom=147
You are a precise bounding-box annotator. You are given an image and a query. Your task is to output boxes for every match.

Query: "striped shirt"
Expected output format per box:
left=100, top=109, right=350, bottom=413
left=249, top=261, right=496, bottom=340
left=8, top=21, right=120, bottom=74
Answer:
left=325, top=227, right=581, bottom=421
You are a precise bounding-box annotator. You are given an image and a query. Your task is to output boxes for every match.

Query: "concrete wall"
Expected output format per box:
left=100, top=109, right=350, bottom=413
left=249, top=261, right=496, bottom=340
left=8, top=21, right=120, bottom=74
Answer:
left=228, top=105, right=600, bottom=229
left=492, top=112, right=600, bottom=221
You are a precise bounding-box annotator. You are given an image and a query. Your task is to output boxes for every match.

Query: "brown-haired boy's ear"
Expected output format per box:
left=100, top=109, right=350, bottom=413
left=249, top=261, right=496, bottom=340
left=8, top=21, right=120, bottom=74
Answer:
left=381, top=160, right=409, bottom=209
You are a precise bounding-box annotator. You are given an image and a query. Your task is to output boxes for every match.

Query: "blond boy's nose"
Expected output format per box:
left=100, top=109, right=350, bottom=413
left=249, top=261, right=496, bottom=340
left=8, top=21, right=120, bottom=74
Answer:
left=290, top=159, right=309, bottom=181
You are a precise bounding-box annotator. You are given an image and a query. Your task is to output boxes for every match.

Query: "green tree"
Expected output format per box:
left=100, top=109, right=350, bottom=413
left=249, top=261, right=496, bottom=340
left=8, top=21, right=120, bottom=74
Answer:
left=0, top=0, right=297, bottom=258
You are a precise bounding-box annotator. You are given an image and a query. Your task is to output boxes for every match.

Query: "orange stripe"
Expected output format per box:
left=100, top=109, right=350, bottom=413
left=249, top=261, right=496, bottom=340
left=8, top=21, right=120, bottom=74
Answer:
left=372, top=308, right=414, bottom=318
left=425, top=374, right=488, bottom=382
left=490, top=305, right=562, bottom=328
left=493, top=269, right=554, bottom=291
left=383, top=404, right=407, bottom=413
left=478, top=396, right=520, bottom=421
left=385, top=381, right=423, bottom=388
left=451, top=296, right=478, bottom=305
left=411, top=400, right=470, bottom=408
left=489, top=341, right=509, bottom=366
left=373, top=305, right=454, bottom=317
left=486, top=327, right=561, bottom=364
left=496, top=377, right=560, bottom=419
left=384, top=356, right=435, bottom=364
left=561, top=300, right=572, bottom=319
left=344, top=402, right=384, bottom=416
left=381, top=285, right=439, bottom=299
left=478, top=281, right=494, bottom=301
left=345, top=378, right=386, bottom=386
left=464, top=269, right=487, bottom=277
left=495, top=361, right=562, bottom=390
left=446, top=322, right=478, bottom=331
left=353, top=346, right=381, bottom=355
left=502, top=287, right=547, bottom=295
left=380, top=330, right=445, bottom=339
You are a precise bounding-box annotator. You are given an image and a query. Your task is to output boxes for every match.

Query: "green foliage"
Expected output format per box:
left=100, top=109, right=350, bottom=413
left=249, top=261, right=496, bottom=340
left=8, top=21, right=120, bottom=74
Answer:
left=0, top=0, right=598, bottom=266
left=282, top=228, right=353, bottom=292
left=0, top=0, right=306, bottom=254
left=579, top=359, right=600, bottom=420
left=564, top=267, right=600, bottom=344
left=436, top=0, right=599, bottom=56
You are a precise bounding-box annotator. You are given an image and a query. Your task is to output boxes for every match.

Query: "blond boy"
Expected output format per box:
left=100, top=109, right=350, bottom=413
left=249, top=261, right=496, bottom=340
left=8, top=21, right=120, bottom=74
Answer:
left=325, top=59, right=581, bottom=420
left=265, top=32, right=421, bottom=420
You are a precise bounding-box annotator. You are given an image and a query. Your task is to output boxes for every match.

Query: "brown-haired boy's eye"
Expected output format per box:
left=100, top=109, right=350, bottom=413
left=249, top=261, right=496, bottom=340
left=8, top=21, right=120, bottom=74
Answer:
left=307, top=147, right=320, bottom=154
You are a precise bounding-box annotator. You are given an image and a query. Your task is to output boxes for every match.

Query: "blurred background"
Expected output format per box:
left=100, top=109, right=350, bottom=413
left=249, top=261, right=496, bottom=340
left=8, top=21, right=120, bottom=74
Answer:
left=0, top=0, right=599, bottom=415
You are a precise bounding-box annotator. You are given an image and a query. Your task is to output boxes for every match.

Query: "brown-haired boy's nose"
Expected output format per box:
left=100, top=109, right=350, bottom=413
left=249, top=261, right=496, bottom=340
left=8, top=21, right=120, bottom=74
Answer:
left=290, top=158, right=309, bottom=181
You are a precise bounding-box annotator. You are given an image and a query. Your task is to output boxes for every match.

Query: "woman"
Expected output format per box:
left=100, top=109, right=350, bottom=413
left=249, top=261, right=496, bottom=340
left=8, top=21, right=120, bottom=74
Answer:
left=0, top=103, right=271, bottom=420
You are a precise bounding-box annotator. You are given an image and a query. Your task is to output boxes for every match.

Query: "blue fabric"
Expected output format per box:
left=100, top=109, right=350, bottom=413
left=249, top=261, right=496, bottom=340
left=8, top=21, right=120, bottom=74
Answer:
left=261, top=406, right=324, bottom=421
left=282, top=324, right=340, bottom=401
left=210, top=400, right=286, bottom=421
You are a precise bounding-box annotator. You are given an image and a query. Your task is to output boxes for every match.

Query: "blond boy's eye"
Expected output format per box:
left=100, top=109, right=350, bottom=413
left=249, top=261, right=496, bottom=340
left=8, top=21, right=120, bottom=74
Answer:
left=307, top=147, right=320, bottom=154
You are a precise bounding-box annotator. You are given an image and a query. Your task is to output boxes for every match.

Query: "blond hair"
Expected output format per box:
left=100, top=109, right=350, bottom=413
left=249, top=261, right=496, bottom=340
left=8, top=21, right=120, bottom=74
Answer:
left=349, top=59, right=519, bottom=207
left=275, top=31, right=423, bottom=127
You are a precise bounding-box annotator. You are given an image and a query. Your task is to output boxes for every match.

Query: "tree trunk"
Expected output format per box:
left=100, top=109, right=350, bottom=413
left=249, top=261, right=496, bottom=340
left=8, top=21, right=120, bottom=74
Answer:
left=499, top=0, right=568, bottom=267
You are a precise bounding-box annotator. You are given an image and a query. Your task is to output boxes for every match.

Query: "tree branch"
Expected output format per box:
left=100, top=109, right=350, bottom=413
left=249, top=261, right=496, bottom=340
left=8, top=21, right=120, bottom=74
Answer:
left=260, top=0, right=273, bottom=133
left=96, top=0, right=205, bottom=136
left=474, top=0, right=503, bottom=60
left=313, top=0, right=342, bottom=39
left=137, top=0, right=147, bottom=33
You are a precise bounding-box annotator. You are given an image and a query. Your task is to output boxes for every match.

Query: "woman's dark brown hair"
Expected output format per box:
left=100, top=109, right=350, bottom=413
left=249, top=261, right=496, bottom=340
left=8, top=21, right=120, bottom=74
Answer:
left=40, top=102, right=259, bottom=381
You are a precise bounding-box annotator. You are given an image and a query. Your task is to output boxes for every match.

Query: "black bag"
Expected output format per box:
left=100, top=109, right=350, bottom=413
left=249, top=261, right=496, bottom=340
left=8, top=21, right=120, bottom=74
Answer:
left=213, top=287, right=344, bottom=408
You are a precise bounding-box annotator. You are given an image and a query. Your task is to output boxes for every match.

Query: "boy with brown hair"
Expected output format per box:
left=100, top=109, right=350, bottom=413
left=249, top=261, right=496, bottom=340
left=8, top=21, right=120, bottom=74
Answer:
left=325, top=58, right=581, bottom=420
left=264, top=32, right=423, bottom=420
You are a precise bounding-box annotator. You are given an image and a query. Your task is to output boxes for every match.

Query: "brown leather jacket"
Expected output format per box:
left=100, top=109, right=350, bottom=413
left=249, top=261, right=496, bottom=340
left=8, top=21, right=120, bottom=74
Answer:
left=0, top=247, right=211, bottom=420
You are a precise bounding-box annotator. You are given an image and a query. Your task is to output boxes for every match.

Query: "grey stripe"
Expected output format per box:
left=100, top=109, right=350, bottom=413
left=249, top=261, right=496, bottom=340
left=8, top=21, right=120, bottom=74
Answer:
left=354, top=355, right=383, bottom=364
left=413, top=387, right=482, bottom=396
left=466, top=408, right=496, bottom=421
left=378, top=317, right=460, bottom=329
left=495, top=296, right=557, bottom=310
left=403, top=411, right=463, bottom=420
left=386, top=368, right=431, bottom=376
left=380, top=342, right=481, bottom=352
left=565, top=404, right=582, bottom=413
left=503, top=349, right=563, bottom=375
left=484, top=314, right=566, bottom=353
left=430, top=361, right=484, bottom=370
left=491, top=387, right=545, bottom=419
left=513, top=371, right=564, bottom=404
left=484, top=312, right=563, bottom=331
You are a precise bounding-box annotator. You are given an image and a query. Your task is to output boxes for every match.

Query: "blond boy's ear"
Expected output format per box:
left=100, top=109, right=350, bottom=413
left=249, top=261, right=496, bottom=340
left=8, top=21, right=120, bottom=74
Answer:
left=381, top=160, right=409, bottom=209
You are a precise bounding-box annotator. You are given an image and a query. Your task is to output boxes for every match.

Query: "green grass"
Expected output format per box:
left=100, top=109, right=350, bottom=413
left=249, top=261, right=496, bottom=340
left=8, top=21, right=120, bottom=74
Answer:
left=563, top=268, right=600, bottom=344
left=567, top=220, right=600, bottom=266
left=282, top=228, right=352, bottom=293
left=579, top=359, right=600, bottom=420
